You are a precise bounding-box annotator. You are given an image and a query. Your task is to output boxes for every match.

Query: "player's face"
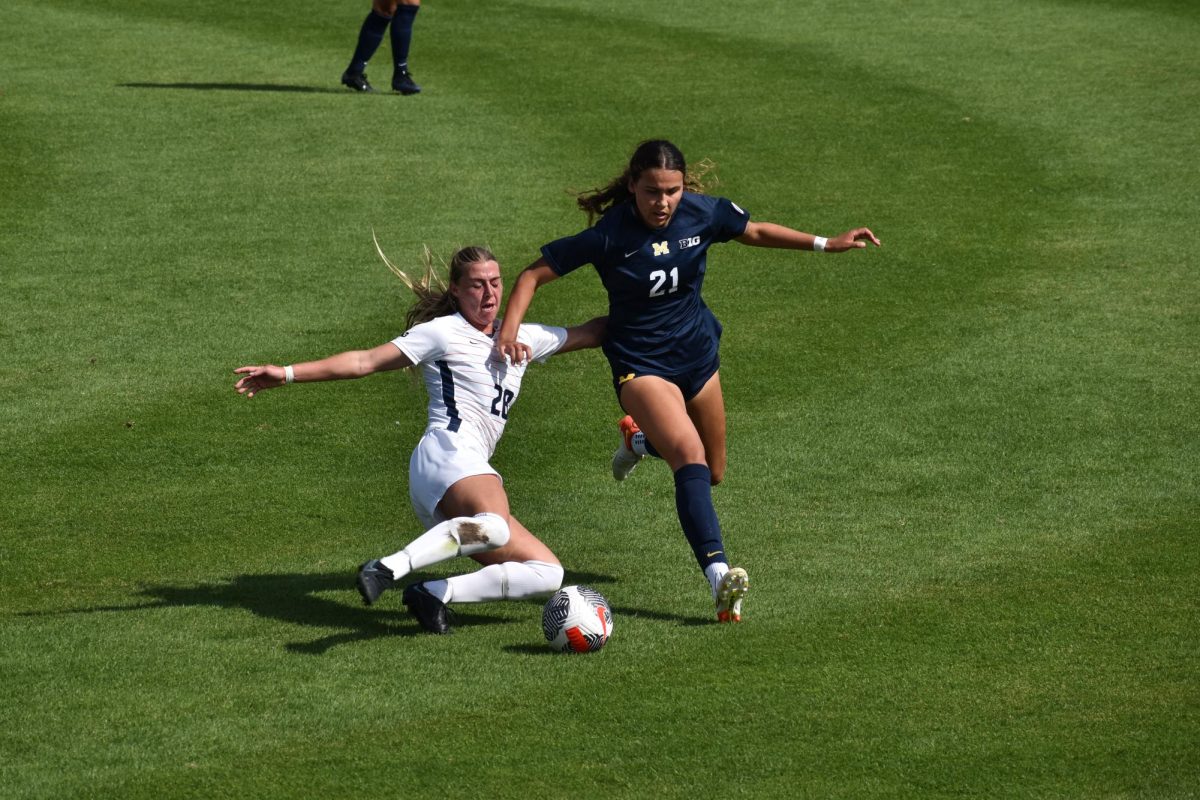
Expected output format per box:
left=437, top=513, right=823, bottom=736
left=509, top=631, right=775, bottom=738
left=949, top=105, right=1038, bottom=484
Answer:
left=629, top=168, right=684, bottom=229
left=451, top=259, right=503, bottom=332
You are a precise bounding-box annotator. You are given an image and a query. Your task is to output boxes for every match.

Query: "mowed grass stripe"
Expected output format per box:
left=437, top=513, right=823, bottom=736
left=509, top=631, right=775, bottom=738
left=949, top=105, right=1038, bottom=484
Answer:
left=1, top=0, right=1197, bottom=797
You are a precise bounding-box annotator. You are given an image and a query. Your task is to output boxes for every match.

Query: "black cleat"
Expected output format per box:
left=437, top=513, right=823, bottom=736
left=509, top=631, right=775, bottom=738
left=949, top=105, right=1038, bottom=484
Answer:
left=357, top=559, right=394, bottom=606
left=341, top=70, right=375, bottom=92
left=392, top=68, right=421, bottom=95
left=402, top=582, right=452, bottom=634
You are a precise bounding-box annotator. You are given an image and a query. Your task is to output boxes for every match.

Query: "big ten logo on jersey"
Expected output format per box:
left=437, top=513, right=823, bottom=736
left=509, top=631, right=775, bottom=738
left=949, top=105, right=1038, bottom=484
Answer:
left=652, top=241, right=670, bottom=257
left=678, top=236, right=700, bottom=250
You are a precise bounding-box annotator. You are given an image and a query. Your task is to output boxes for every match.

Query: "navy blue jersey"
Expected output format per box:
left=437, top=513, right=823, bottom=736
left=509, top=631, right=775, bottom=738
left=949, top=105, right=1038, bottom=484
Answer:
left=540, top=192, right=749, bottom=375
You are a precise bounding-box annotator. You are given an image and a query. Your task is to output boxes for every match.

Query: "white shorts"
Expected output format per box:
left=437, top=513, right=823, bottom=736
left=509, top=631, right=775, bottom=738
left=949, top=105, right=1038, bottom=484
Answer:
left=408, top=427, right=502, bottom=529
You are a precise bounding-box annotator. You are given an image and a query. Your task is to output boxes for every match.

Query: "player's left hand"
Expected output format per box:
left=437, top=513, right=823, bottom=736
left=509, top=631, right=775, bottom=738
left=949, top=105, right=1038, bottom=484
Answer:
left=826, top=227, right=881, bottom=252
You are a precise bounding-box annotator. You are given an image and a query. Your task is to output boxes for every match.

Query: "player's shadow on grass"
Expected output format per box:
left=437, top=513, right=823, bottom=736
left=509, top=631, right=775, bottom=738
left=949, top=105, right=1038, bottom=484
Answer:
left=19, top=569, right=631, bottom=655
left=609, top=604, right=714, bottom=627
left=20, top=571, right=498, bottom=654
left=19, top=571, right=421, bottom=654
left=119, top=82, right=345, bottom=94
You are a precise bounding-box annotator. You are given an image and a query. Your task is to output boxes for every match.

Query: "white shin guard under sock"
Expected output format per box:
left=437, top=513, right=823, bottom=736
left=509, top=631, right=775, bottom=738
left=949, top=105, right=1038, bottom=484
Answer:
left=426, top=560, right=564, bottom=604
left=379, top=513, right=511, bottom=578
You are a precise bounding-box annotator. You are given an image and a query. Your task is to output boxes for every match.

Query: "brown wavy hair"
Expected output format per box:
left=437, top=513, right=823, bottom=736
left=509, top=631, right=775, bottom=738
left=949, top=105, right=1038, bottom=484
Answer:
left=373, top=233, right=496, bottom=330
left=575, top=139, right=716, bottom=225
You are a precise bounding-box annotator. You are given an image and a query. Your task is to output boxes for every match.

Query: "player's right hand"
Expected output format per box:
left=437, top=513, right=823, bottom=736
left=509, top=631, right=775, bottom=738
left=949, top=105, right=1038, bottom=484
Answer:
left=495, top=339, right=531, bottom=367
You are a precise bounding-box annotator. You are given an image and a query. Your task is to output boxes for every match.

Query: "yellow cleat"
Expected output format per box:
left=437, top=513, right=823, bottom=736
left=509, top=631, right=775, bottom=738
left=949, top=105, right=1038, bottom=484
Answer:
left=715, top=567, right=749, bottom=623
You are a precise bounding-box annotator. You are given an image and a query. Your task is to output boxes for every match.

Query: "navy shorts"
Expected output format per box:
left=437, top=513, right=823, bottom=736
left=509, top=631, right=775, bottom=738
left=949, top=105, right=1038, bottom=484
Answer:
left=609, top=348, right=721, bottom=404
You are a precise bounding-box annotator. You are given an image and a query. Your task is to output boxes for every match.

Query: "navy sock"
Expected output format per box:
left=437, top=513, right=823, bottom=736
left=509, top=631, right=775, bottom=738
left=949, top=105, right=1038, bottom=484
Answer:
left=390, top=4, right=420, bottom=70
left=348, top=10, right=391, bottom=74
left=674, top=464, right=726, bottom=570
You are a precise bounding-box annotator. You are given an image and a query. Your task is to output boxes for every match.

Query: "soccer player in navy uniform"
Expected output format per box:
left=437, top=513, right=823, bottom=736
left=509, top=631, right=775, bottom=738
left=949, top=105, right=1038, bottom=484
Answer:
left=497, top=139, right=880, bottom=623
left=341, top=0, right=422, bottom=94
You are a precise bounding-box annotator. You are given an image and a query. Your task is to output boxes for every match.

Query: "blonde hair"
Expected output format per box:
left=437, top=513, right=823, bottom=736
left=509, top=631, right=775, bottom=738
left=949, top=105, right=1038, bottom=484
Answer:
left=373, top=233, right=497, bottom=330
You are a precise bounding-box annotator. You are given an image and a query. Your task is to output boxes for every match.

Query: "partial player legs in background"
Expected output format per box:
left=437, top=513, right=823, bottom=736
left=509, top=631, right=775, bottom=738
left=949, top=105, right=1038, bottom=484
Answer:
left=341, top=8, right=391, bottom=92
left=389, top=1, right=422, bottom=94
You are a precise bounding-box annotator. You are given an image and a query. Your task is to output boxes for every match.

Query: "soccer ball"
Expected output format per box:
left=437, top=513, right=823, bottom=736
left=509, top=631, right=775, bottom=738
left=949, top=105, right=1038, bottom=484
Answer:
left=542, top=585, right=613, bottom=653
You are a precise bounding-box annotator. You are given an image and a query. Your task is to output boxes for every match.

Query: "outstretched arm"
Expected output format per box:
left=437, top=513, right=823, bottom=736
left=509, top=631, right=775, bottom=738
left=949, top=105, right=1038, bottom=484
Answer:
left=496, top=258, right=560, bottom=364
left=233, top=342, right=413, bottom=398
left=736, top=221, right=880, bottom=252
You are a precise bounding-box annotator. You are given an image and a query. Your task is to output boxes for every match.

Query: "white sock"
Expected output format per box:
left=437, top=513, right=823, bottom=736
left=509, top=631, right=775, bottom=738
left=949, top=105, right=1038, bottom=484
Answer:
left=379, top=551, right=413, bottom=578
left=438, top=560, right=564, bottom=603
left=704, top=561, right=730, bottom=599
left=631, top=431, right=650, bottom=457
left=422, top=578, right=451, bottom=604
left=379, top=513, right=510, bottom=578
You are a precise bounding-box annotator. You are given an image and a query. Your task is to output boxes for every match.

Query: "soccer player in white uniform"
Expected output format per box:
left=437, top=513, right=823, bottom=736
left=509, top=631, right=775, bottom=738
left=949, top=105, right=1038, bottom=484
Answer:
left=234, top=246, right=605, bottom=634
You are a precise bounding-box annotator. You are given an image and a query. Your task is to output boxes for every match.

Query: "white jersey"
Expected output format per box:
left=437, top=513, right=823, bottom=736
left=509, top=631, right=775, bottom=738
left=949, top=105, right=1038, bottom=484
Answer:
left=391, top=313, right=568, bottom=459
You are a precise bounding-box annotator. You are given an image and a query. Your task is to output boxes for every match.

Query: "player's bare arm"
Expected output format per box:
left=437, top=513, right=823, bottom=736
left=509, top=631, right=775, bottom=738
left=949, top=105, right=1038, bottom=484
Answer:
left=736, top=221, right=881, bottom=252
left=557, top=316, right=608, bottom=355
left=496, top=259, right=560, bottom=364
left=233, top=342, right=413, bottom=397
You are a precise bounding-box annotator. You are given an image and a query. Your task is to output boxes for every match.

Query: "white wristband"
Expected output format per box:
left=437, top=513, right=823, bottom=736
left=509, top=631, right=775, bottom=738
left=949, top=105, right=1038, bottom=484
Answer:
left=813, top=236, right=828, bottom=252
left=284, top=365, right=295, bottom=385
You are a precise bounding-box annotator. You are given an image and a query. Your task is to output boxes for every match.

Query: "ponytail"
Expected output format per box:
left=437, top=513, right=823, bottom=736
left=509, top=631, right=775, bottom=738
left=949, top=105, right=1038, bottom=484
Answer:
left=373, top=234, right=496, bottom=331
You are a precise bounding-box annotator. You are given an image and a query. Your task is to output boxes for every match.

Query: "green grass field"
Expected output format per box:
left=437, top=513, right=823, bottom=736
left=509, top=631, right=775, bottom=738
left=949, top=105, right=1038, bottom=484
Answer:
left=2, top=0, right=1197, bottom=797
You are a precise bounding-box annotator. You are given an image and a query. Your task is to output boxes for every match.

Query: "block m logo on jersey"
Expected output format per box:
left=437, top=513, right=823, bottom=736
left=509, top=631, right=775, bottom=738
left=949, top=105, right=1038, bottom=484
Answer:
left=652, top=241, right=670, bottom=256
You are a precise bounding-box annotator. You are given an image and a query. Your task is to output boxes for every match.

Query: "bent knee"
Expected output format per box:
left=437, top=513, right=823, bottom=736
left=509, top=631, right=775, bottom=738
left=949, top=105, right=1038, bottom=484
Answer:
left=706, top=449, right=726, bottom=485
left=476, top=512, right=511, bottom=548
left=454, top=512, right=510, bottom=554
left=665, top=441, right=708, bottom=471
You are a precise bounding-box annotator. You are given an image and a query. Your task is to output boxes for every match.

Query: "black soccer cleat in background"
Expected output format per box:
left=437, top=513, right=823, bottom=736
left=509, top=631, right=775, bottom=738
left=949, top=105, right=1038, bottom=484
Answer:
left=392, top=68, right=421, bottom=95
left=341, top=70, right=375, bottom=92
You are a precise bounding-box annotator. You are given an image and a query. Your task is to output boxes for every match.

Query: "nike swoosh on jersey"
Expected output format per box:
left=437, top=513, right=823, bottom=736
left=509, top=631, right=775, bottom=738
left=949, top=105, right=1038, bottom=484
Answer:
left=624, top=249, right=639, bottom=258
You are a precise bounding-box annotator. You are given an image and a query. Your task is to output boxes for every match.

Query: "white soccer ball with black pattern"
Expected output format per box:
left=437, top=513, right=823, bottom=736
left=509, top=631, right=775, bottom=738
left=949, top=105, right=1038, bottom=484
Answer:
left=542, top=585, right=613, bottom=653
